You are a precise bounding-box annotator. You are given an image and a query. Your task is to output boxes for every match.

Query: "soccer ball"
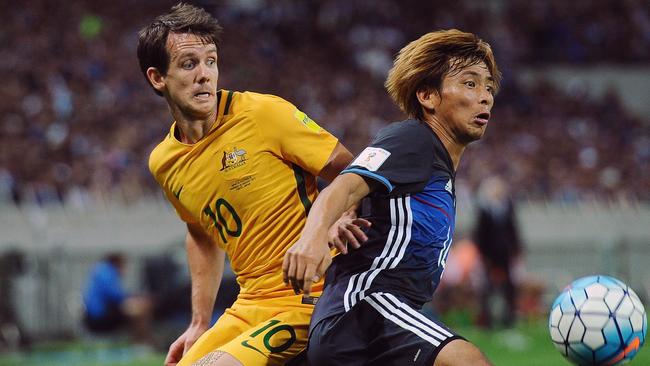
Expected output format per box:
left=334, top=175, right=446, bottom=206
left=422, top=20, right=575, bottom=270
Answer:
left=549, top=275, right=647, bottom=365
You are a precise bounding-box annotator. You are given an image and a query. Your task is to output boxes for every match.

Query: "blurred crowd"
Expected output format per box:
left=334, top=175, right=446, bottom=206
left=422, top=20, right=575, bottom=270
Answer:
left=1, top=0, right=649, bottom=206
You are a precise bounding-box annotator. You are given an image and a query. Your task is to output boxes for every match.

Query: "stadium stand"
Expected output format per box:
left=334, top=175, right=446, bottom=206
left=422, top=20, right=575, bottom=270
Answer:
left=0, top=0, right=648, bottom=206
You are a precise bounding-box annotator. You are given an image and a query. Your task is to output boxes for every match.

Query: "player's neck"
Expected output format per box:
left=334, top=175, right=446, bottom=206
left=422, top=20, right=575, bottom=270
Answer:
left=421, top=117, right=464, bottom=171
left=170, top=108, right=218, bottom=144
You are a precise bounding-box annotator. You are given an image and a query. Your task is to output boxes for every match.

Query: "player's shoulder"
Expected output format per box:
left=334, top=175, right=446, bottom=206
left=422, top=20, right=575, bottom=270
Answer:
left=374, top=119, right=433, bottom=146
left=148, top=125, right=176, bottom=175
left=235, top=91, right=295, bottom=115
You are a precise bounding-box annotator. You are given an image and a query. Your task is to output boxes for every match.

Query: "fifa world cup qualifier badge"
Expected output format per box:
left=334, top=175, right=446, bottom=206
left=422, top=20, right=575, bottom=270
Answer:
left=351, top=147, right=391, bottom=172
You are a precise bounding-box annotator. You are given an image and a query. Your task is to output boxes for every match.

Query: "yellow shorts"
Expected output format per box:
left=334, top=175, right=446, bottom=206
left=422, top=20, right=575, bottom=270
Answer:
left=178, top=294, right=316, bottom=366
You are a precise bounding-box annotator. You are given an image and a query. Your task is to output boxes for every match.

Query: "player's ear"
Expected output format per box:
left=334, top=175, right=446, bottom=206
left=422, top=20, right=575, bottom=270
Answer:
left=146, top=67, right=166, bottom=94
left=416, top=87, right=440, bottom=114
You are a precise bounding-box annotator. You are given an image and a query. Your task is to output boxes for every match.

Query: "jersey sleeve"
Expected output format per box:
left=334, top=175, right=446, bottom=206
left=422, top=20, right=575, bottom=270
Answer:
left=342, top=122, right=433, bottom=195
left=161, top=188, right=198, bottom=224
left=253, top=96, right=339, bottom=177
left=148, top=148, right=198, bottom=224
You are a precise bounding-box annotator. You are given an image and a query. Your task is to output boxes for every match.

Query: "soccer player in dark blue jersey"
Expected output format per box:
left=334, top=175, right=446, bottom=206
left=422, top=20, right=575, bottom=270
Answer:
left=283, top=29, right=501, bottom=366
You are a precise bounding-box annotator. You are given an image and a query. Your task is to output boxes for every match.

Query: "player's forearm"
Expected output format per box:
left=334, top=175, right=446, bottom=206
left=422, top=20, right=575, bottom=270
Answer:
left=302, top=173, right=370, bottom=245
left=186, top=226, right=225, bottom=328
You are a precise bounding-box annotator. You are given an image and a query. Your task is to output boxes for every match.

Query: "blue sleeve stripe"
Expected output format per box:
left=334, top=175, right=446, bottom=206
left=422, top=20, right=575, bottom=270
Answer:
left=341, top=168, right=393, bottom=192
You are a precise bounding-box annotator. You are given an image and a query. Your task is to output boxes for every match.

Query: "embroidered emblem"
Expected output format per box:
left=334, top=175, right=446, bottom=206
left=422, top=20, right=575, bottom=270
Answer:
left=220, top=147, right=247, bottom=172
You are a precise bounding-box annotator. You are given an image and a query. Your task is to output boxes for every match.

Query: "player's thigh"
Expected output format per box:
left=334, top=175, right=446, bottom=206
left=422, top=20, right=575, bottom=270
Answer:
left=217, top=308, right=311, bottom=366
left=433, top=339, right=493, bottom=366
left=309, top=294, right=459, bottom=366
left=178, top=309, right=250, bottom=366
left=191, top=350, right=243, bottom=366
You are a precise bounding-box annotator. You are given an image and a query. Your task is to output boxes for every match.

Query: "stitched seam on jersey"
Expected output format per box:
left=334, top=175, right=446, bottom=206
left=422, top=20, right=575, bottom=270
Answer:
left=291, top=164, right=312, bottom=215
left=345, top=195, right=412, bottom=309
left=365, top=293, right=444, bottom=346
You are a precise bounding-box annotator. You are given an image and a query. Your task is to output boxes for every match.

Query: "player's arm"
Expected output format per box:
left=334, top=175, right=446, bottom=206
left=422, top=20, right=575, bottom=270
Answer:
left=165, top=222, right=225, bottom=366
left=318, top=142, right=353, bottom=183
left=283, top=172, right=372, bottom=295
left=317, top=142, right=371, bottom=252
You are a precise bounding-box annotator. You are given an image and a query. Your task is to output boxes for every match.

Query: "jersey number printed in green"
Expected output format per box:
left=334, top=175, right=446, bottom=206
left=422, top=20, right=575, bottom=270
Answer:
left=241, top=319, right=296, bottom=355
left=203, top=198, right=242, bottom=243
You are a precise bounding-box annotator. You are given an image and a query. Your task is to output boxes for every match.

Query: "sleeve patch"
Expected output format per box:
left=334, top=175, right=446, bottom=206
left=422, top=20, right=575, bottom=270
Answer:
left=294, top=109, right=322, bottom=132
left=350, top=147, right=391, bottom=172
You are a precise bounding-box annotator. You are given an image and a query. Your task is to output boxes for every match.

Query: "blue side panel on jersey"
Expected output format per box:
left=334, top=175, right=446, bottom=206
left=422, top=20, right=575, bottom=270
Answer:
left=341, top=168, right=394, bottom=192
left=409, top=177, right=454, bottom=249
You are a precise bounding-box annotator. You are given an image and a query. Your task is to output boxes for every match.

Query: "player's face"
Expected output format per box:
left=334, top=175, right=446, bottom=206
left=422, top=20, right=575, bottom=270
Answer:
left=435, top=61, right=495, bottom=144
left=161, top=32, right=219, bottom=120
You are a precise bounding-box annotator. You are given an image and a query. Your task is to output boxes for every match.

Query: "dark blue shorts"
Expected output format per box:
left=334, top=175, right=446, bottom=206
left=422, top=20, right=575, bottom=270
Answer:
left=307, top=292, right=463, bottom=366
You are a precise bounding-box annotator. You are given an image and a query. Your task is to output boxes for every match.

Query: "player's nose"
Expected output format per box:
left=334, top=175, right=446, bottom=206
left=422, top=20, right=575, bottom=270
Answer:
left=479, top=88, right=493, bottom=107
left=195, top=63, right=211, bottom=83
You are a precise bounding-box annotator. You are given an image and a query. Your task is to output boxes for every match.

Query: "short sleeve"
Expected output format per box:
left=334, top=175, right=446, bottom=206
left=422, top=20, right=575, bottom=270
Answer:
left=161, top=188, right=198, bottom=224
left=149, top=146, right=198, bottom=224
left=342, top=121, right=433, bottom=195
left=253, top=96, right=339, bottom=176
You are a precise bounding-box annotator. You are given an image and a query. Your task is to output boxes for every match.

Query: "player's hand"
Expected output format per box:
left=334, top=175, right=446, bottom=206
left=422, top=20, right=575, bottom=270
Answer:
left=328, top=213, right=371, bottom=254
left=165, top=323, right=209, bottom=366
left=283, top=237, right=332, bottom=297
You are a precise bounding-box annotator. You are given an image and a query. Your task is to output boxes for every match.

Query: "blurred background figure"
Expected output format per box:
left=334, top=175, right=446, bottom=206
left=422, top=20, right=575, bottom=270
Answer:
left=0, top=249, right=30, bottom=351
left=474, top=176, right=523, bottom=329
left=82, top=252, right=152, bottom=344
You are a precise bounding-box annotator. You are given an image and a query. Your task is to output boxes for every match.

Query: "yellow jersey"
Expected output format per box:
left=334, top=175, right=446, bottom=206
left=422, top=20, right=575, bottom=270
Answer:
left=149, top=90, right=338, bottom=299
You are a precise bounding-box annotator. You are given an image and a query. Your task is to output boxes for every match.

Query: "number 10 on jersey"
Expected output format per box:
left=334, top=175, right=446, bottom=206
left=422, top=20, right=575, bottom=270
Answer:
left=203, top=198, right=242, bottom=243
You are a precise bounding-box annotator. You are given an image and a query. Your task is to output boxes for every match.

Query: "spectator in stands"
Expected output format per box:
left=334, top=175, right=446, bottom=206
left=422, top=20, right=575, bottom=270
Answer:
left=82, top=252, right=152, bottom=343
left=0, top=0, right=648, bottom=204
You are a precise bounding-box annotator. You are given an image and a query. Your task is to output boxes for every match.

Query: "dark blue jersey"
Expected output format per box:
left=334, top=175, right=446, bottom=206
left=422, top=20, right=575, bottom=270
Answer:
left=312, top=120, right=456, bottom=328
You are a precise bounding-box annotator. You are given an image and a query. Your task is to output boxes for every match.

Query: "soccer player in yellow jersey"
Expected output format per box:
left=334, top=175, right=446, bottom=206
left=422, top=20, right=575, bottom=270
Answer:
left=137, top=4, right=361, bottom=366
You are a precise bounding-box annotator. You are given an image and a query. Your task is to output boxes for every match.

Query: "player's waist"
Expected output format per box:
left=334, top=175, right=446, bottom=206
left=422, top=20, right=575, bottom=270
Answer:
left=323, top=269, right=437, bottom=305
left=237, top=273, right=324, bottom=300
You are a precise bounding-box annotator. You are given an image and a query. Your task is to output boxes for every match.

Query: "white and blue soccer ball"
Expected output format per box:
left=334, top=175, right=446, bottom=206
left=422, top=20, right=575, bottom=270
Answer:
left=549, top=275, right=647, bottom=365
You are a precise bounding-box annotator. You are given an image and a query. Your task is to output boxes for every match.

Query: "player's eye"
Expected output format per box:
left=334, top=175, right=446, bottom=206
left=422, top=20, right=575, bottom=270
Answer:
left=486, top=85, right=495, bottom=95
left=182, top=60, right=195, bottom=69
left=206, top=58, right=216, bottom=66
left=464, top=80, right=476, bottom=88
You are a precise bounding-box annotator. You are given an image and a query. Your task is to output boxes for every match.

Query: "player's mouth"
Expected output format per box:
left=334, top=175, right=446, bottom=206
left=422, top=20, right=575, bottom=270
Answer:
left=193, top=91, right=213, bottom=100
left=474, top=112, right=490, bottom=125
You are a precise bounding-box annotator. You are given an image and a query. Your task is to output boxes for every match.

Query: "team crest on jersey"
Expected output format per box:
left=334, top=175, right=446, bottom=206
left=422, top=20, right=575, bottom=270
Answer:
left=220, top=146, right=248, bottom=172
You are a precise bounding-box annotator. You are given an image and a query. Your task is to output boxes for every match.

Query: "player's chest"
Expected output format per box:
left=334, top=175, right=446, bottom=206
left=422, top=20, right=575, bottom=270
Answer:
left=172, top=137, right=264, bottom=204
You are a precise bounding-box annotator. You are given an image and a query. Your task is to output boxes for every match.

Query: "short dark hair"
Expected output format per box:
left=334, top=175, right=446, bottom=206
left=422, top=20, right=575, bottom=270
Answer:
left=105, top=252, right=125, bottom=269
left=385, top=29, right=501, bottom=121
left=137, top=3, right=223, bottom=96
